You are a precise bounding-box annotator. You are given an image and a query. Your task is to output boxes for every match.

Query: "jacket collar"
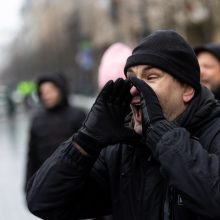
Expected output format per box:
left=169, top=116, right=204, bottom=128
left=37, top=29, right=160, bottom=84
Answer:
left=175, top=86, right=220, bottom=133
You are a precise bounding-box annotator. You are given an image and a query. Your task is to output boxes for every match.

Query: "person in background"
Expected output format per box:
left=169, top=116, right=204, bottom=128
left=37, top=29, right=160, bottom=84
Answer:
left=25, top=72, right=86, bottom=190
left=194, top=43, right=220, bottom=99
left=98, top=42, right=132, bottom=90
left=27, top=31, right=220, bottom=220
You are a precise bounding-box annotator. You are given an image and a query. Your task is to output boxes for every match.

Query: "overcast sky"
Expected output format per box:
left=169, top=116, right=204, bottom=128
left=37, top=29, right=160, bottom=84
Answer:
left=0, top=0, right=24, bottom=68
left=0, top=0, right=24, bottom=45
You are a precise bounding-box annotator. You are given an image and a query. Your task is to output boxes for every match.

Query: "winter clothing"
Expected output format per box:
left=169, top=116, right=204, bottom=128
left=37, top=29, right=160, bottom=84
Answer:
left=74, top=79, right=139, bottom=156
left=98, top=42, right=132, bottom=89
left=129, top=77, right=175, bottom=149
left=27, top=86, right=220, bottom=220
left=124, top=30, right=201, bottom=93
left=26, top=31, right=220, bottom=220
left=194, top=43, right=220, bottom=61
left=25, top=73, right=86, bottom=190
left=129, top=77, right=165, bottom=125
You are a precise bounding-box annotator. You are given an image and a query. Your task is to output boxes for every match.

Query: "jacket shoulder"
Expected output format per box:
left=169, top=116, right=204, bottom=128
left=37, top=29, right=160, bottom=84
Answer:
left=199, top=117, right=220, bottom=151
left=67, top=105, right=86, bottom=117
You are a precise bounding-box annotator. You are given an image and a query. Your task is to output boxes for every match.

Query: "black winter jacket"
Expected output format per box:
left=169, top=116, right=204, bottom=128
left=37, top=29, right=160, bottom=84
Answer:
left=25, top=106, right=86, bottom=186
left=27, top=88, right=220, bottom=220
left=25, top=73, right=86, bottom=189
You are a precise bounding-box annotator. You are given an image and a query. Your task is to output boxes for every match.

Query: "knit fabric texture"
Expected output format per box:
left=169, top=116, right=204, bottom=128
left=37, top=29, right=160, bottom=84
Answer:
left=124, top=30, right=201, bottom=93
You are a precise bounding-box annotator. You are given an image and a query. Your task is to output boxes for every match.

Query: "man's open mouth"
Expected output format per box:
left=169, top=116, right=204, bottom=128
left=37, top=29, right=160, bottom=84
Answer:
left=131, top=101, right=142, bottom=123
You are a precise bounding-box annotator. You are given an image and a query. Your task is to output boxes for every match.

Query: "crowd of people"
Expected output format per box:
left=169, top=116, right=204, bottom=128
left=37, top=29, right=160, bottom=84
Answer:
left=23, top=29, right=220, bottom=220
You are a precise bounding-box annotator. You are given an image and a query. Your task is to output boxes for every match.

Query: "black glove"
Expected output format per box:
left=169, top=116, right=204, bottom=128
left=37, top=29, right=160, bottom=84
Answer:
left=129, top=77, right=164, bottom=132
left=74, top=78, right=140, bottom=156
left=129, top=77, right=175, bottom=148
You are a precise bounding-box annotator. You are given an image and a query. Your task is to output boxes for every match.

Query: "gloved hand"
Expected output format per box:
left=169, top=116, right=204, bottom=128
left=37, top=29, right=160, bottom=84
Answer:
left=129, top=77, right=175, bottom=148
left=74, top=78, right=140, bottom=156
left=129, top=77, right=164, bottom=132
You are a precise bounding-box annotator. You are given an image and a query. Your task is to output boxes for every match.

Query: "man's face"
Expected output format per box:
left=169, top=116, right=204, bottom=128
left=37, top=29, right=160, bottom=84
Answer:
left=197, top=52, right=220, bottom=92
left=127, top=65, right=192, bottom=134
left=39, top=82, right=62, bottom=109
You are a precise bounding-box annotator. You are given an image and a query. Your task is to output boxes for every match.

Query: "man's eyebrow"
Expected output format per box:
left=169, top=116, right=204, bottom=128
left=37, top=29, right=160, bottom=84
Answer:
left=143, top=66, right=153, bottom=72
left=127, top=65, right=153, bottom=73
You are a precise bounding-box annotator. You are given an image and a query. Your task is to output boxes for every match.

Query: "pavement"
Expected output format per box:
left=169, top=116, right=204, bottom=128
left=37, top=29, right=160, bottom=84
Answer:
left=0, top=94, right=94, bottom=220
left=0, top=109, right=40, bottom=220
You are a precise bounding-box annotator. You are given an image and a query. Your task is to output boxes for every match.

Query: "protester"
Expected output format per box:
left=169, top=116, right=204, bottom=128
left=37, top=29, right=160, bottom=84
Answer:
left=25, top=72, right=86, bottom=190
left=194, top=43, right=220, bottom=99
left=27, top=30, right=220, bottom=220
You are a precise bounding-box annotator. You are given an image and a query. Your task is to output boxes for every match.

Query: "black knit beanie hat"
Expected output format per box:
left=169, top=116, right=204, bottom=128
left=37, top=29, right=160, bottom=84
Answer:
left=124, top=30, right=201, bottom=93
left=194, top=43, right=220, bottom=62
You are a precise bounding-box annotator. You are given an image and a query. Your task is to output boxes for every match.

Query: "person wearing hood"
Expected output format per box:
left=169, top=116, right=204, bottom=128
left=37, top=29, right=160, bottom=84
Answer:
left=25, top=72, right=86, bottom=190
left=27, top=31, right=220, bottom=220
left=194, top=43, right=220, bottom=99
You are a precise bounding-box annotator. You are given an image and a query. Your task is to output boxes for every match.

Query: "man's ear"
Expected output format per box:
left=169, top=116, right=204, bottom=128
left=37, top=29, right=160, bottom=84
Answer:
left=183, top=85, right=195, bottom=103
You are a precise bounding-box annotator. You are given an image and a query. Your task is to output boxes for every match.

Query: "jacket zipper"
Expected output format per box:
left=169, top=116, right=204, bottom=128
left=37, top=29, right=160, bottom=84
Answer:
left=163, top=186, right=175, bottom=220
left=169, top=186, right=174, bottom=220
left=163, top=183, right=169, bottom=220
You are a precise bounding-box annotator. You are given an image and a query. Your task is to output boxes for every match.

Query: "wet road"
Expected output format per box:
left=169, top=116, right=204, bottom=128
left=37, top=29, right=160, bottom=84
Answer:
left=0, top=109, right=40, bottom=220
left=0, top=95, right=94, bottom=220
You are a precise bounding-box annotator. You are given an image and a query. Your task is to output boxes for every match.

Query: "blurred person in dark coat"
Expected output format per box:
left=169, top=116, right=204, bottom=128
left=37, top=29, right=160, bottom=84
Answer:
left=25, top=72, right=86, bottom=190
left=194, top=43, right=220, bottom=99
